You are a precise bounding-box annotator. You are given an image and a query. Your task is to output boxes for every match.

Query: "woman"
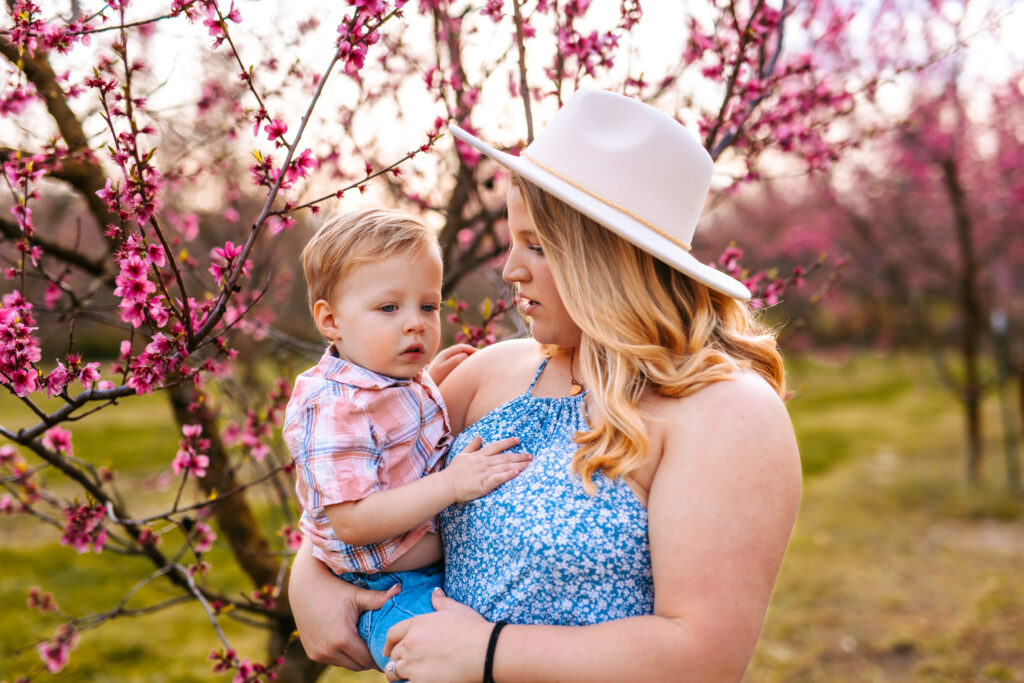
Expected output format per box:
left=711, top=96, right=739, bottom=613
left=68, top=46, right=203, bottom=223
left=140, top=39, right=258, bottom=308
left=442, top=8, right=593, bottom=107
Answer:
left=288, top=89, right=801, bottom=682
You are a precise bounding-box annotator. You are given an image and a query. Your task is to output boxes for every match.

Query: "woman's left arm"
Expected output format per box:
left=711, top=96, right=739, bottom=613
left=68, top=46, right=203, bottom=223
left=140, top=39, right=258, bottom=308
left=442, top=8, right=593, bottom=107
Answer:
left=384, top=374, right=801, bottom=683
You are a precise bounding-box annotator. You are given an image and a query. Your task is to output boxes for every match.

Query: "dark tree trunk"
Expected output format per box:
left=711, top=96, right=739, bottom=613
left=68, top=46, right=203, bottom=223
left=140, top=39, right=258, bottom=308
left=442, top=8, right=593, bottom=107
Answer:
left=166, top=382, right=323, bottom=682
left=941, top=155, right=985, bottom=484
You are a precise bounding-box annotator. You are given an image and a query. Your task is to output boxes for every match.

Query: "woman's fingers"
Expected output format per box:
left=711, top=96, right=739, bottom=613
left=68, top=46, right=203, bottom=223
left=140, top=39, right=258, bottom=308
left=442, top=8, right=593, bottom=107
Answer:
left=355, top=582, right=400, bottom=612
left=430, top=587, right=455, bottom=609
left=383, top=617, right=414, bottom=657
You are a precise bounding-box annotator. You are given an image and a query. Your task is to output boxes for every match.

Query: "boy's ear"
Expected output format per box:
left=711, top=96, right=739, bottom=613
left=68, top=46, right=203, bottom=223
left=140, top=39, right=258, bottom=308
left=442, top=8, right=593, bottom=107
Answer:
left=312, top=299, right=341, bottom=341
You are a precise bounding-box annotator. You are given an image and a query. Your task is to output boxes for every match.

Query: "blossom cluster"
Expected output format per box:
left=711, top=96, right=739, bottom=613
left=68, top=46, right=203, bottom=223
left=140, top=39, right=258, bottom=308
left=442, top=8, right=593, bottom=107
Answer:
left=209, top=647, right=281, bottom=682
left=45, top=353, right=102, bottom=398
left=0, top=291, right=42, bottom=396
left=38, top=625, right=79, bottom=674
left=173, top=424, right=211, bottom=478
left=0, top=443, right=38, bottom=512
left=27, top=586, right=59, bottom=613
left=59, top=502, right=107, bottom=554
left=6, top=0, right=94, bottom=58
left=544, top=0, right=641, bottom=84
left=86, top=49, right=165, bottom=229
left=3, top=151, right=47, bottom=258
left=717, top=244, right=810, bottom=309
left=447, top=296, right=509, bottom=348
left=113, top=234, right=170, bottom=323
left=683, top=2, right=856, bottom=179
left=338, top=0, right=407, bottom=75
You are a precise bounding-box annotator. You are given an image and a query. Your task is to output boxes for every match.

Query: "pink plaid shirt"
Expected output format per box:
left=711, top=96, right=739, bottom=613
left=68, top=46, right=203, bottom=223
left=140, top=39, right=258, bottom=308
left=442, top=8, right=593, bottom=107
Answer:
left=284, top=349, right=451, bottom=574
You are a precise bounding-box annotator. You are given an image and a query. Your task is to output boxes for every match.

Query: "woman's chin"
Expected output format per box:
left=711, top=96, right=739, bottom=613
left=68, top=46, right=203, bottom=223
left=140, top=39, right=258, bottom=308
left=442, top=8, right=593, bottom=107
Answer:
left=529, top=321, right=579, bottom=347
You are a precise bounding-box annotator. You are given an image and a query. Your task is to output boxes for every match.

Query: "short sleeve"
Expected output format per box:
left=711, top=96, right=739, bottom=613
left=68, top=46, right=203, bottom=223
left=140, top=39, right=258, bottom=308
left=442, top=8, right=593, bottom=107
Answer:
left=285, top=391, right=384, bottom=511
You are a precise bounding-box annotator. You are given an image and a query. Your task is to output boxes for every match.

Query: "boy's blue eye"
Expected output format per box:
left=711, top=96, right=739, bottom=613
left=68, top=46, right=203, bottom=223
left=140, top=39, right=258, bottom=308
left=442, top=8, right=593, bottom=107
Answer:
left=380, top=304, right=397, bottom=313
left=421, top=304, right=439, bottom=313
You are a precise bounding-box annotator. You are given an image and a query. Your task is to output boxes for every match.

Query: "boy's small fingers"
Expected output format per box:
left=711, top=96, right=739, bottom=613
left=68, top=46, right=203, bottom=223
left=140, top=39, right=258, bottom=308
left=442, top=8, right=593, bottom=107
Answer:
left=481, top=437, right=520, bottom=455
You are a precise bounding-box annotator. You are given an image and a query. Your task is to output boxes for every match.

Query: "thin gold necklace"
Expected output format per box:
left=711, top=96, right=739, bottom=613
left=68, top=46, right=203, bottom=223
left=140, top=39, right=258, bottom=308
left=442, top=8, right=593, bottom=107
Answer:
left=569, top=346, right=584, bottom=396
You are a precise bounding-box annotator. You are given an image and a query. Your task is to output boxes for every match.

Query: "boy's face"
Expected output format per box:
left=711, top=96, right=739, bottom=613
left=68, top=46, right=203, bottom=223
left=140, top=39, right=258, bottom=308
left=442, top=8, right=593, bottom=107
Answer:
left=315, top=247, right=443, bottom=379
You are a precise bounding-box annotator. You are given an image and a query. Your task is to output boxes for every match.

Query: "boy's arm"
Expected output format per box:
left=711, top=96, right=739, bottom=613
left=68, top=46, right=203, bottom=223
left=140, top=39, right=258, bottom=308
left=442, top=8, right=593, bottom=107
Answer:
left=326, top=435, right=529, bottom=547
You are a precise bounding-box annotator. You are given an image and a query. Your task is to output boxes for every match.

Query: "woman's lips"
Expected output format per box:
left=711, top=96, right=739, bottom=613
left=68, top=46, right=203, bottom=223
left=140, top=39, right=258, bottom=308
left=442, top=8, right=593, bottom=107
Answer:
left=520, top=298, right=539, bottom=316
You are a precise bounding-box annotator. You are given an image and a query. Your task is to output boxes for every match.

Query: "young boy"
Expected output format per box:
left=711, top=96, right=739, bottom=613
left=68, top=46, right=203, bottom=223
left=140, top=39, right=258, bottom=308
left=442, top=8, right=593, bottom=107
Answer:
left=283, top=209, right=528, bottom=673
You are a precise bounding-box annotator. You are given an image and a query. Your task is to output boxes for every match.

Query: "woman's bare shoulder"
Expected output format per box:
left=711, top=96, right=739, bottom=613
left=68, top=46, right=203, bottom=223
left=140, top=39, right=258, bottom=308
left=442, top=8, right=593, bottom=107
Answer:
left=652, top=370, right=799, bottom=475
left=439, top=338, right=543, bottom=431
left=654, top=370, right=787, bottom=424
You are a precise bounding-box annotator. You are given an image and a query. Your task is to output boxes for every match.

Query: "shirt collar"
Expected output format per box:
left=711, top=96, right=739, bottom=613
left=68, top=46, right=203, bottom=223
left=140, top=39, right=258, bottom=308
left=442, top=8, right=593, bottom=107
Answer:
left=318, top=347, right=419, bottom=390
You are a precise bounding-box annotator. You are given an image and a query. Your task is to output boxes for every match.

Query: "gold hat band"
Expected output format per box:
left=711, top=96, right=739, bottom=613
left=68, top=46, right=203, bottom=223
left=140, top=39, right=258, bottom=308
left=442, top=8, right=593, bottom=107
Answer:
left=520, top=151, right=692, bottom=252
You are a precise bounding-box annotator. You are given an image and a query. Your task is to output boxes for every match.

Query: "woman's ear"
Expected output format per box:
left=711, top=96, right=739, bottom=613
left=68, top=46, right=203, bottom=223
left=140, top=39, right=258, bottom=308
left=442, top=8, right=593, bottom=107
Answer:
left=312, top=299, right=341, bottom=341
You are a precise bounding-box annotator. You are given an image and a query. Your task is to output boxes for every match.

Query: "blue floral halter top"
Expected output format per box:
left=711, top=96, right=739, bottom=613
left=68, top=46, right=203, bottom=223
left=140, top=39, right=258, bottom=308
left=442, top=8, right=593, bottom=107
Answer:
left=440, top=358, right=654, bottom=625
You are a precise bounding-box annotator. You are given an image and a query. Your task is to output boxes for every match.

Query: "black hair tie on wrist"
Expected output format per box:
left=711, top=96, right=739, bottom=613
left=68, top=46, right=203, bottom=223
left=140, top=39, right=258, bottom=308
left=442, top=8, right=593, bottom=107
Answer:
left=483, top=620, right=509, bottom=683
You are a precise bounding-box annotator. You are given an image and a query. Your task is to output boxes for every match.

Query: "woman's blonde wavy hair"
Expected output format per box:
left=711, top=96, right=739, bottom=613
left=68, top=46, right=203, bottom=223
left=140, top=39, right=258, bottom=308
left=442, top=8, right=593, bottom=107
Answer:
left=511, top=175, right=785, bottom=494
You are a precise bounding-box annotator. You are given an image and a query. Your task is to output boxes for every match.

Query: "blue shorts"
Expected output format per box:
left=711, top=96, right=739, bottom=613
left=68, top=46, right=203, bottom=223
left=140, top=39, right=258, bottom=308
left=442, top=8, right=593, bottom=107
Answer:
left=337, top=563, right=445, bottom=673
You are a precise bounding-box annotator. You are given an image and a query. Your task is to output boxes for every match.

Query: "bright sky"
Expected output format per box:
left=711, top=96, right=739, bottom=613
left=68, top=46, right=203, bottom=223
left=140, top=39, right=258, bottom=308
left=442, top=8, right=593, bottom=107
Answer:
left=5, top=1, right=1021, bottom=204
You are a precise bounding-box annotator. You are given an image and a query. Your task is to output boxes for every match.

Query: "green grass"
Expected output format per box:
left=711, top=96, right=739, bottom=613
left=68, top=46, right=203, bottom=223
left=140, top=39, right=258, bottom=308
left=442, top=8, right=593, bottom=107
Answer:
left=2, top=352, right=1022, bottom=681
left=747, top=352, right=1024, bottom=682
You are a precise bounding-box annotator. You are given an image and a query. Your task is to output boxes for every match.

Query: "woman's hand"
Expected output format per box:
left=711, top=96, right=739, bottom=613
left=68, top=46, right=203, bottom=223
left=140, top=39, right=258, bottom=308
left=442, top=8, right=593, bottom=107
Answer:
left=382, top=589, right=492, bottom=683
left=288, top=539, right=398, bottom=669
left=427, top=344, right=477, bottom=385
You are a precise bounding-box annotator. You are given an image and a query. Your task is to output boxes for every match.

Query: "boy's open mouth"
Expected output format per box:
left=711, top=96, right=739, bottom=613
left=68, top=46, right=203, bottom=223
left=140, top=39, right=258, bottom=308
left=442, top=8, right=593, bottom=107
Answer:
left=401, top=344, right=424, bottom=357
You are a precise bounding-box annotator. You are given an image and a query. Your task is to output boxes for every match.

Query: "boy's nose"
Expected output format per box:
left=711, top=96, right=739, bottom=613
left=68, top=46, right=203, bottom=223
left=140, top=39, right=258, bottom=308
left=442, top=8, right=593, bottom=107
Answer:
left=404, top=313, right=426, bottom=333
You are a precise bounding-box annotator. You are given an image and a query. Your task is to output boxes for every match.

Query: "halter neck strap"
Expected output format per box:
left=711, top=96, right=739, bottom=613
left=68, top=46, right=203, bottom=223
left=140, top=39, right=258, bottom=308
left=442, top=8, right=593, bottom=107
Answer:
left=527, top=357, right=549, bottom=391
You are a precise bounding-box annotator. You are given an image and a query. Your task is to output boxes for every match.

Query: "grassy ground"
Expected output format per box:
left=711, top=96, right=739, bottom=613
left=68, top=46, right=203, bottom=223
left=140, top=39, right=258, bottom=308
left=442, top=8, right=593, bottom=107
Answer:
left=751, top=353, right=1024, bottom=682
left=1, top=352, right=1021, bottom=681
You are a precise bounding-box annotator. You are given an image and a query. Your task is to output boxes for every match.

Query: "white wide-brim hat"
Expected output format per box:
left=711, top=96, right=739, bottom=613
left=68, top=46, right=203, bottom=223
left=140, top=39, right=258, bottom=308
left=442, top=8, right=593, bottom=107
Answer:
left=450, top=89, right=750, bottom=300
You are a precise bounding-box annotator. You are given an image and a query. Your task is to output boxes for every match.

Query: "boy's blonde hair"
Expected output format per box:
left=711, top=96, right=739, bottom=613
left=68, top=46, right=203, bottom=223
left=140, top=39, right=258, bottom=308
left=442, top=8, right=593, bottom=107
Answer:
left=511, top=176, right=785, bottom=494
left=301, top=209, right=440, bottom=315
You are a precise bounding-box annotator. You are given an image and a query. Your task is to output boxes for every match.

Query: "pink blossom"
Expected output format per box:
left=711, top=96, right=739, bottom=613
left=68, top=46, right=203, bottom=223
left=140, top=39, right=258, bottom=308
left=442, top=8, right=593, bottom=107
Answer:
left=148, top=296, right=171, bottom=328
left=280, top=525, right=303, bottom=550
left=60, top=503, right=106, bottom=553
left=483, top=0, right=504, bottom=22
left=38, top=626, right=78, bottom=674
left=270, top=215, right=295, bottom=235
left=95, top=178, right=119, bottom=209
left=42, top=426, right=73, bottom=456
left=137, top=526, right=160, bottom=547
left=11, top=368, right=40, bottom=396
left=0, top=444, right=19, bottom=465
left=284, top=148, right=316, bottom=185
left=193, top=521, right=216, bottom=552
left=79, top=361, right=101, bottom=389
left=27, top=586, right=58, bottom=613
left=174, top=423, right=211, bottom=478
left=264, top=118, right=288, bottom=142
left=42, top=280, right=62, bottom=309
left=210, top=648, right=238, bottom=674
left=0, top=82, right=37, bottom=117
left=147, top=243, right=167, bottom=267
left=45, top=363, right=72, bottom=397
